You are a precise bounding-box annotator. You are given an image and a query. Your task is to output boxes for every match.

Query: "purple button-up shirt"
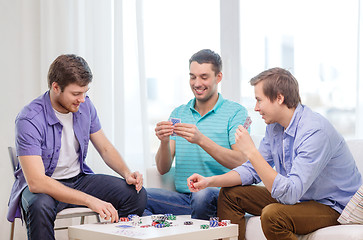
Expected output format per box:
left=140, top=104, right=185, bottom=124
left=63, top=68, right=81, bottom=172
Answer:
left=7, top=91, right=101, bottom=221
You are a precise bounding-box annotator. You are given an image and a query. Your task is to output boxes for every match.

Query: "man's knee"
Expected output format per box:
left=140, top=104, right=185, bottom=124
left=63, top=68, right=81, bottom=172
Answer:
left=260, top=203, right=290, bottom=233
left=261, top=203, right=281, bottom=222
left=135, top=187, right=147, bottom=215
left=191, top=188, right=219, bottom=219
left=22, top=192, right=57, bottom=220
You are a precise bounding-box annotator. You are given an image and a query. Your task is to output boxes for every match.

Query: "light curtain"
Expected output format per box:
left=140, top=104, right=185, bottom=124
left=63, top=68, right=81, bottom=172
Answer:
left=37, top=0, right=150, bottom=176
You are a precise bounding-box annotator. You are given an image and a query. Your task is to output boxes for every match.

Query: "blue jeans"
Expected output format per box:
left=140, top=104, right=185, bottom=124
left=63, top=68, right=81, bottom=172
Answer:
left=21, top=173, right=147, bottom=240
left=143, top=187, right=220, bottom=220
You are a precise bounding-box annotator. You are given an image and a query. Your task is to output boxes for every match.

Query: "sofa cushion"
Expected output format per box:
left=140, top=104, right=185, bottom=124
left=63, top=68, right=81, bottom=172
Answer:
left=245, top=215, right=363, bottom=240
left=338, top=184, right=363, bottom=224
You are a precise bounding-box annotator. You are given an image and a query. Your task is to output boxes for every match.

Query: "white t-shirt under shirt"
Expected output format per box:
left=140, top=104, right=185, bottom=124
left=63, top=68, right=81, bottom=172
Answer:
left=52, top=109, right=81, bottom=179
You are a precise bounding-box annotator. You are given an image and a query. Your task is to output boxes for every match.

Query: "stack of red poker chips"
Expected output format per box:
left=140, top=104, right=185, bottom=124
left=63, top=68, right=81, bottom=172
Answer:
left=218, top=222, right=227, bottom=226
left=119, top=217, right=129, bottom=222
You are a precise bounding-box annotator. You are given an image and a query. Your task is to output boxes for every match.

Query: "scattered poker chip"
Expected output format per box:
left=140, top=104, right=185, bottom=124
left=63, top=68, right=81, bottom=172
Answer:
left=119, top=217, right=129, bottom=222
left=140, top=224, right=151, bottom=228
left=184, top=221, right=193, bottom=225
left=151, top=214, right=164, bottom=221
left=218, top=222, right=227, bottom=226
left=200, top=224, right=210, bottom=229
left=221, top=219, right=231, bottom=225
left=155, top=223, right=166, bottom=228
left=209, top=220, right=218, bottom=227
left=128, top=214, right=138, bottom=220
left=167, top=215, right=176, bottom=220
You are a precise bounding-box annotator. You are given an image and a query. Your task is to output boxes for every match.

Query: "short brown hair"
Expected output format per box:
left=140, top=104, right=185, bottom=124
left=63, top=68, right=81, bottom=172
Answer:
left=48, top=54, right=92, bottom=91
left=250, top=67, right=301, bottom=108
left=189, top=49, right=222, bottom=76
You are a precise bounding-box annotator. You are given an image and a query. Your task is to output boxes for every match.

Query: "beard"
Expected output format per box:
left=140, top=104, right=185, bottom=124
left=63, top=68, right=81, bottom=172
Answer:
left=56, top=98, right=79, bottom=113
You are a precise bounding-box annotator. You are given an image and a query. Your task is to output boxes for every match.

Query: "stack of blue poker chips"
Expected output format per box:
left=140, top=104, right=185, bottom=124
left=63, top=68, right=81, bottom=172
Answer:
left=210, top=217, right=219, bottom=221
left=209, top=220, right=218, bottom=227
left=155, top=223, right=166, bottom=228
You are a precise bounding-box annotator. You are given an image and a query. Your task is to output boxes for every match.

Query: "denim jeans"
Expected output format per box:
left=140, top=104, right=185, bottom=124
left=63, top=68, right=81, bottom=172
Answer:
left=143, top=187, right=220, bottom=220
left=21, top=173, right=147, bottom=240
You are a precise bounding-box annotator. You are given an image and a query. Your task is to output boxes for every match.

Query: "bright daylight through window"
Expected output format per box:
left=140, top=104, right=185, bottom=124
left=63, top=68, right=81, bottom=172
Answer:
left=143, top=0, right=361, bottom=155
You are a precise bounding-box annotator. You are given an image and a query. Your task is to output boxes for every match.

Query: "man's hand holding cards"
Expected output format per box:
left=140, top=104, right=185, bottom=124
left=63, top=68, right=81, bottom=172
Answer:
left=169, top=117, right=181, bottom=136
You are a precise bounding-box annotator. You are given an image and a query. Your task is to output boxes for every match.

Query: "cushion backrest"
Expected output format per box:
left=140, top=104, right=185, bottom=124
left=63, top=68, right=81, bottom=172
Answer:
left=346, top=139, right=363, bottom=174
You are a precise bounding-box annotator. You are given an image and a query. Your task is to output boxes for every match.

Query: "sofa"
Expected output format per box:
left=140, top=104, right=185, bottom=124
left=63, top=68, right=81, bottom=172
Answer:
left=146, top=136, right=363, bottom=240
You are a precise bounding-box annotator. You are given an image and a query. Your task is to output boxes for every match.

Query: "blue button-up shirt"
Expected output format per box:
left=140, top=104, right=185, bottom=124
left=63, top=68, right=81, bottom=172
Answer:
left=7, top=91, right=101, bottom=221
left=234, top=104, right=362, bottom=213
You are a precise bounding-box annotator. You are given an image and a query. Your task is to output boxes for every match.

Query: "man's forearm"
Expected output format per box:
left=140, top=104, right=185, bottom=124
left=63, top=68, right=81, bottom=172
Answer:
left=198, top=135, right=246, bottom=169
left=155, top=141, right=173, bottom=175
left=208, top=170, right=242, bottom=188
left=246, top=149, right=277, bottom=192
left=102, top=146, right=132, bottom=178
left=31, top=175, right=95, bottom=207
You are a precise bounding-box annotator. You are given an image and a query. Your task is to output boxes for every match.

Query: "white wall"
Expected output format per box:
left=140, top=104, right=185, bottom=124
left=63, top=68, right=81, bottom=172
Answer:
left=1, top=0, right=42, bottom=238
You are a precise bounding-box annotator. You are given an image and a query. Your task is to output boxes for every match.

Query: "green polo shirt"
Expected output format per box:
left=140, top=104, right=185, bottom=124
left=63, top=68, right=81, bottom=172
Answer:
left=170, top=94, right=249, bottom=193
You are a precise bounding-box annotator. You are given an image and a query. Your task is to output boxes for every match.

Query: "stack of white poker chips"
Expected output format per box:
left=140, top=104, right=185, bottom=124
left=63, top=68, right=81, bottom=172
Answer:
left=221, top=219, right=231, bottom=225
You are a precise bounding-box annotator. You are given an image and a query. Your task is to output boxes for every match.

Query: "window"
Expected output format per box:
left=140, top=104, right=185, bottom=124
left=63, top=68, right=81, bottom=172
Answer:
left=143, top=0, right=220, bottom=154
left=239, top=0, right=359, bottom=138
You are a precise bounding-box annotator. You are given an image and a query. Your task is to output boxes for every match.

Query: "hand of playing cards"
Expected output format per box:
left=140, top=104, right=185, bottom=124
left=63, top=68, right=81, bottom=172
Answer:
left=243, top=116, right=252, bottom=129
left=169, top=117, right=181, bottom=136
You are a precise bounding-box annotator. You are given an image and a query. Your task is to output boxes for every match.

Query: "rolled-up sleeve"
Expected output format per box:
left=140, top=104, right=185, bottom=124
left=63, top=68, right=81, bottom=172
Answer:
left=234, top=131, right=275, bottom=186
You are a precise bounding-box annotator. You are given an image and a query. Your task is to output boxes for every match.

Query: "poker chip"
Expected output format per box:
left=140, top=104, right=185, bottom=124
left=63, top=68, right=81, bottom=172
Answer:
left=209, top=220, right=218, bottom=227
left=218, top=222, right=227, bottom=226
left=152, top=214, right=167, bottom=221
left=128, top=214, right=138, bottom=220
left=119, top=217, right=129, bottom=222
left=221, top=219, right=231, bottom=225
left=155, top=223, right=166, bottom=228
left=210, top=217, right=219, bottom=222
left=200, top=224, right=209, bottom=229
left=184, top=221, right=193, bottom=225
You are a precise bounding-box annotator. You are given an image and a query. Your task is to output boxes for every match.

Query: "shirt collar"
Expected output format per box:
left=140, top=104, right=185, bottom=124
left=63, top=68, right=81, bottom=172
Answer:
left=189, top=93, right=224, bottom=114
left=43, top=91, right=60, bottom=126
left=284, top=103, right=303, bottom=137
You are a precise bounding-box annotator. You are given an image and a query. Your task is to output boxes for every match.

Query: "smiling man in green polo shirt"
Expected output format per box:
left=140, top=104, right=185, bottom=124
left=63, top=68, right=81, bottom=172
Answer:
left=144, top=49, right=250, bottom=220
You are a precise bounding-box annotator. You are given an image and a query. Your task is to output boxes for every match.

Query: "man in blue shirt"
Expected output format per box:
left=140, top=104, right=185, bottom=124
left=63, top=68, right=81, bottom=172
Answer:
left=7, top=54, right=147, bottom=240
left=144, top=49, right=250, bottom=220
left=187, top=67, right=362, bottom=239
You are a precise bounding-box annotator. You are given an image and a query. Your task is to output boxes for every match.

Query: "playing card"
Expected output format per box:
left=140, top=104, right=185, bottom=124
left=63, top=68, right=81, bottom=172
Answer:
left=243, top=116, right=252, bottom=129
left=169, top=117, right=181, bottom=136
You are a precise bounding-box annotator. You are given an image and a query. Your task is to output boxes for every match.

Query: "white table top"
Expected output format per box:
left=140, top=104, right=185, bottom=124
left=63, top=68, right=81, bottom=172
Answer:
left=68, top=215, right=238, bottom=240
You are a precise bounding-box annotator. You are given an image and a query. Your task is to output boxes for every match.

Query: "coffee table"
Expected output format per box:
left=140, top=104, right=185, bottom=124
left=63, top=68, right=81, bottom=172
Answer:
left=68, top=215, right=238, bottom=240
